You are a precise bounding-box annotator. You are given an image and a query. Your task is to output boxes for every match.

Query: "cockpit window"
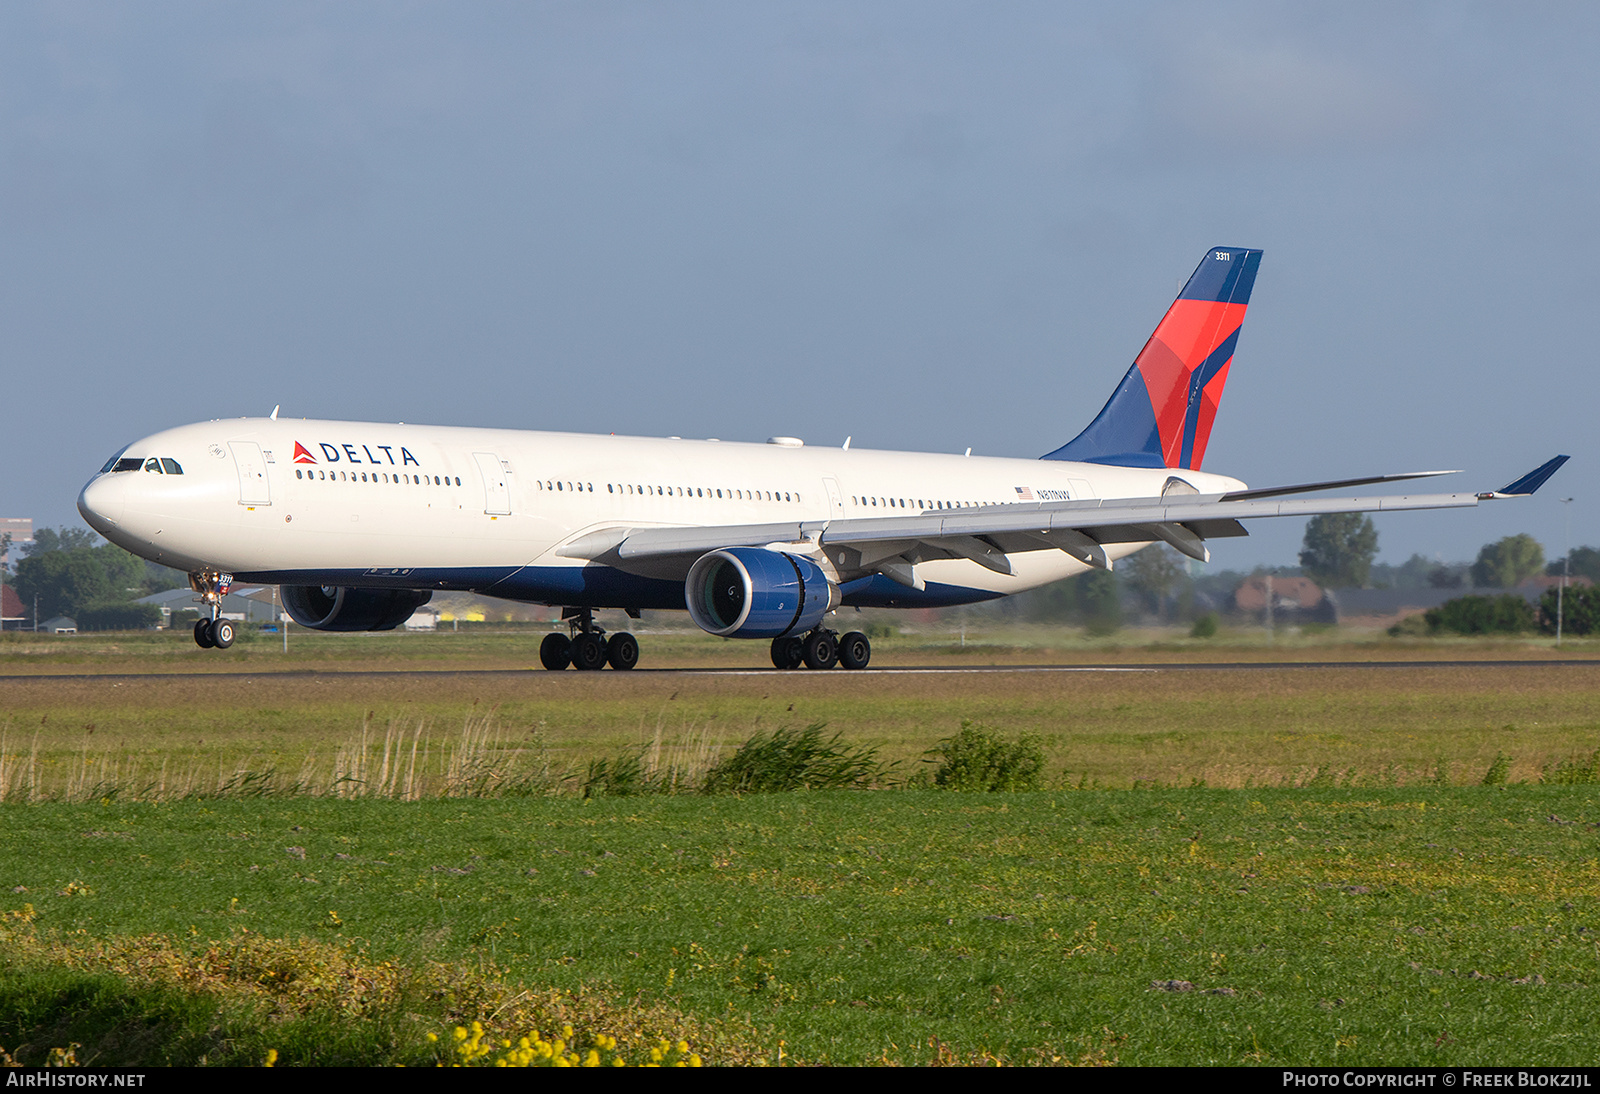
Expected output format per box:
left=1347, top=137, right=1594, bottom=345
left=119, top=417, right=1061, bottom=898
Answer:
left=104, top=452, right=183, bottom=474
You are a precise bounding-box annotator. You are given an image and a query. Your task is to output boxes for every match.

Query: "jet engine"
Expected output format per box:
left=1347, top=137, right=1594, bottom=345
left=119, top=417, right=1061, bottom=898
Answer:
left=685, top=547, right=836, bottom=639
left=280, top=586, right=433, bottom=632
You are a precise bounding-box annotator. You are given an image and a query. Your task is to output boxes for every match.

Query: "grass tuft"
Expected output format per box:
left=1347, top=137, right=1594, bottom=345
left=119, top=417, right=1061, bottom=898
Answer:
left=1541, top=747, right=1600, bottom=785
left=924, top=721, right=1045, bottom=791
left=701, top=723, right=887, bottom=793
left=0, top=911, right=762, bottom=1066
left=1482, top=751, right=1513, bottom=786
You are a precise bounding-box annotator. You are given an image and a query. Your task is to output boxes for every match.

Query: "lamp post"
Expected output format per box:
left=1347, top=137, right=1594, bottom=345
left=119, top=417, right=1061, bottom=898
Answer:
left=1557, top=498, right=1573, bottom=647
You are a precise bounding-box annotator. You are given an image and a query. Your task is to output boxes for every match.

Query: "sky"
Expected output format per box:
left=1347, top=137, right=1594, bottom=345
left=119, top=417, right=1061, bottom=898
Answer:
left=4, top=2, right=1597, bottom=573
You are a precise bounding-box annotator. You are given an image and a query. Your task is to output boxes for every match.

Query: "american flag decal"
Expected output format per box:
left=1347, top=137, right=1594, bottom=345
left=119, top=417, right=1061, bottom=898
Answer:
left=1014, top=486, right=1033, bottom=500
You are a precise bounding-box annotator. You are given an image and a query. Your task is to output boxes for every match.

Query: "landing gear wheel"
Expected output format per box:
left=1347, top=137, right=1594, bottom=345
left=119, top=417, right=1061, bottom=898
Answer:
left=770, top=636, right=804, bottom=670
left=838, top=631, right=871, bottom=670
left=803, top=630, right=839, bottom=670
left=606, top=632, right=639, bottom=671
left=194, top=619, right=215, bottom=649
left=211, top=619, right=235, bottom=649
left=571, top=632, right=608, bottom=671
left=539, top=633, right=572, bottom=670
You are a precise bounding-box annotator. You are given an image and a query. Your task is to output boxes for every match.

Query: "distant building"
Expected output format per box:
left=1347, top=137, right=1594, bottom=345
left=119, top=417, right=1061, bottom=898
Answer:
left=1232, top=575, right=1337, bottom=624
left=137, top=586, right=438, bottom=630
left=2, top=585, right=25, bottom=630
left=39, top=616, right=77, bottom=635
left=0, top=518, right=32, bottom=567
left=404, top=605, right=441, bottom=630
left=1520, top=573, right=1594, bottom=595
left=137, top=587, right=280, bottom=626
left=1333, top=575, right=1586, bottom=623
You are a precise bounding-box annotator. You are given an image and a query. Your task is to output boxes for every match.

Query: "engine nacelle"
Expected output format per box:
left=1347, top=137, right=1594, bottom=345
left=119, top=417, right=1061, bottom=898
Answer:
left=280, top=586, right=433, bottom=632
left=685, top=547, right=835, bottom=639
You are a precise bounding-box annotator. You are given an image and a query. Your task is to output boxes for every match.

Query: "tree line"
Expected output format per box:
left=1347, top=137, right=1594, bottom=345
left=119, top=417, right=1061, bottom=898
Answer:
left=999, top=514, right=1600, bottom=635
left=3, top=528, right=187, bottom=630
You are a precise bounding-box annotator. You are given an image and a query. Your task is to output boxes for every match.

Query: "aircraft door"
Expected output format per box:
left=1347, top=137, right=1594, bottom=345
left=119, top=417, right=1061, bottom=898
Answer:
left=230, top=442, right=271, bottom=506
left=473, top=452, right=512, bottom=515
left=822, top=476, right=844, bottom=518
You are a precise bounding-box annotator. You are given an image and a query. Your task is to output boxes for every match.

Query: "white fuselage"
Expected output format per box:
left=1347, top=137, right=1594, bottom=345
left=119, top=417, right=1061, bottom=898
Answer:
left=78, top=418, right=1246, bottom=611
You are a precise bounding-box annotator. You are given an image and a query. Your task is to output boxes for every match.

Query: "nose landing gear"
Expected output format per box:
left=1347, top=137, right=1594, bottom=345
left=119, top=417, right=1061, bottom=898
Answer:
left=539, top=608, right=639, bottom=670
left=188, top=571, right=236, bottom=650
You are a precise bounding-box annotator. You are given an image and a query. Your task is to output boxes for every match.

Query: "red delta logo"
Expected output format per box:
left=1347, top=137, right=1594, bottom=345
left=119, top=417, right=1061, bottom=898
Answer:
left=293, top=442, right=318, bottom=464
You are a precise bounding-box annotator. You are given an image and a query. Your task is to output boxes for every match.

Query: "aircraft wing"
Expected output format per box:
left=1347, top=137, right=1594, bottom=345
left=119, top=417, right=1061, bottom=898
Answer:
left=562, top=457, right=1568, bottom=587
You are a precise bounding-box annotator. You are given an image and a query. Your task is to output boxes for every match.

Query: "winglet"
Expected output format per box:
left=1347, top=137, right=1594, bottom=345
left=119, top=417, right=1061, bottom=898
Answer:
left=1479, top=455, right=1569, bottom=499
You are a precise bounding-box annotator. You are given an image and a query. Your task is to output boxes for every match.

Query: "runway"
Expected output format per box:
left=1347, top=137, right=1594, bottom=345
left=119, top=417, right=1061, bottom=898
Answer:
left=2, top=659, right=1596, bottom=683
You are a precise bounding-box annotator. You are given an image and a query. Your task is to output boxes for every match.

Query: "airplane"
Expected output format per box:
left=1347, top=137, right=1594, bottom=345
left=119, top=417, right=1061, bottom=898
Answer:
left=76, top=246, right=1567, bottom=670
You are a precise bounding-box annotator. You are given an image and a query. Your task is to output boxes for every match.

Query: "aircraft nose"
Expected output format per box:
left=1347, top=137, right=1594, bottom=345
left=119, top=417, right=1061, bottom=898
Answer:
left=78, top=474, right=127, bottom=532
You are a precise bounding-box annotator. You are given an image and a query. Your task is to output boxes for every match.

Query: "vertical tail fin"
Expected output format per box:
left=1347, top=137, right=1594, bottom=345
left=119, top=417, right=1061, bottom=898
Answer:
left=1043, top=247, right=1262, bottom=470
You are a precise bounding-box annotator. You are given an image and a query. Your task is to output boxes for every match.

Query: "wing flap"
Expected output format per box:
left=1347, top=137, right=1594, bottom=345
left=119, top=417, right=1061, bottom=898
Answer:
left=610, top=490, right=1485, bottom=570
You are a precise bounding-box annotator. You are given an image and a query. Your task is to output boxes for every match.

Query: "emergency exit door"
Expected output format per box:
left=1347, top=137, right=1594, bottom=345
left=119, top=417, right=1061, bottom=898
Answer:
left=473, top=452, right=512, bottom=515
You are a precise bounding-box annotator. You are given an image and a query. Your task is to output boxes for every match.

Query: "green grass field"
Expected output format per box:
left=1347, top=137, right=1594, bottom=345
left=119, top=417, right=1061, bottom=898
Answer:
left=4, top=789, right=1600, bottom=1065
left=3, top=627, right=1600, bottom=1065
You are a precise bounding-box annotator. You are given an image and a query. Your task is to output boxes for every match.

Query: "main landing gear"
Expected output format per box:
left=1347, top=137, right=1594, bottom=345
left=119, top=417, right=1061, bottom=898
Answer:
left=770, top=628, right=871, bottom=671
left=539, top=608, right=639, bottom=671
left=188, top=570, right=236, bottom=650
